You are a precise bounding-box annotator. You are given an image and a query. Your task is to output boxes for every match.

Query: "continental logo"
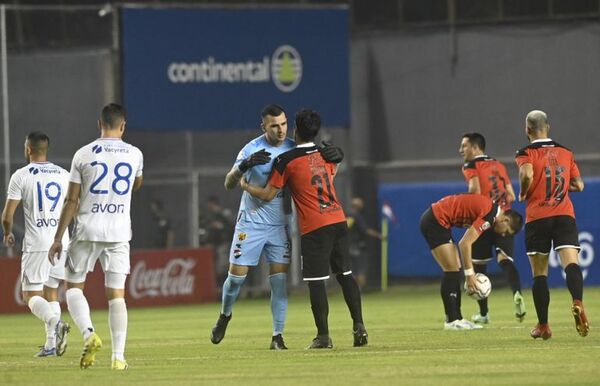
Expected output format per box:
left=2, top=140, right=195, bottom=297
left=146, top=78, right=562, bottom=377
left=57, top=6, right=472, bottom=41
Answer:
left=167, top=45, right=303, bottom=93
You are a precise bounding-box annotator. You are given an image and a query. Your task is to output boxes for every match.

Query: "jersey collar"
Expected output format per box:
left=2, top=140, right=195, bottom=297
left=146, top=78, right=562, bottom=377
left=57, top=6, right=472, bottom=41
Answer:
left=296, top=142, right=315, bottom=148
left=473, top=154, right=488, bottom=159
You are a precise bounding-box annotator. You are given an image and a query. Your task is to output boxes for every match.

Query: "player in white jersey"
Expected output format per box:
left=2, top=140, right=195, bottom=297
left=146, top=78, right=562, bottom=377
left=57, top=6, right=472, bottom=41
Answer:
left=2, top=131, right=71, bottom=358
left=48, top=103, right=143, bottom=370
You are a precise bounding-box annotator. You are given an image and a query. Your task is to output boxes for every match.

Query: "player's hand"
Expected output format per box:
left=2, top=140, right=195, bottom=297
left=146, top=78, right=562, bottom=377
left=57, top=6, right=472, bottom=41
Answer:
left=238, top=149, right=271, bottom=173
left=48, top=241, right=63, bottom=266
left=239, top=177, right=248, bottom=190
left=465, top=274, right=478, bottom=294
left=3, top=232, right=15, bottom=247
left=318, top=141, right=344, bottom=164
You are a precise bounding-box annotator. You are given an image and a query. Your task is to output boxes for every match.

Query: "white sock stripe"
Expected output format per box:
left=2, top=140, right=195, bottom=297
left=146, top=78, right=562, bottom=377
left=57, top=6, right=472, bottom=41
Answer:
left=269, top=272, right=287, bottom=278
left=228, top=273, right=247, bottom=279
left=303, top=275, right=330, bottom=281
left=108, top=297, right=126, bottom=305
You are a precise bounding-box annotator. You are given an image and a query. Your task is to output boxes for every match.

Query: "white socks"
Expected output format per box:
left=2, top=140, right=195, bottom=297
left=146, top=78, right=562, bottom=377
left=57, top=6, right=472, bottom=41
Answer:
left=66, top=288, right=94, bottom=340
left=28, top=296, right=59, bottom=350
left=108, top=298, right=128, bottom=361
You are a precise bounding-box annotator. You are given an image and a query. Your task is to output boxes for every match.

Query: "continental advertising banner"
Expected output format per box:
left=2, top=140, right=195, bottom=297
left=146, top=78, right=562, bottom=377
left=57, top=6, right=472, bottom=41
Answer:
left=379, top=178, right=600, bottom=288
left=0, top=248, right=217, bottom=313
left=121, top=7, right=349, bottom=130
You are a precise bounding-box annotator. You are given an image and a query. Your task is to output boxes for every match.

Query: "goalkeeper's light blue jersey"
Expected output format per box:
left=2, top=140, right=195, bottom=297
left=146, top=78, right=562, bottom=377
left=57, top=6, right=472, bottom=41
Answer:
left=233, top=135, right=295, bottom=225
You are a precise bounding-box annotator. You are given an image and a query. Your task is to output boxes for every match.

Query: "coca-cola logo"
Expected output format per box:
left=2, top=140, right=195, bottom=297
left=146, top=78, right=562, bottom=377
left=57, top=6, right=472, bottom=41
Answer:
left=129, top=258, right=196, bottom=299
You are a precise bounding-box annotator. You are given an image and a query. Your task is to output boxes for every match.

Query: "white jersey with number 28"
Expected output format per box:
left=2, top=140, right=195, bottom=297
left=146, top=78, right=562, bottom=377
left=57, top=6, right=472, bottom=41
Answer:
left=6, top=162, right=70, bottom=252
left=69, top=138, right=143, bottom=242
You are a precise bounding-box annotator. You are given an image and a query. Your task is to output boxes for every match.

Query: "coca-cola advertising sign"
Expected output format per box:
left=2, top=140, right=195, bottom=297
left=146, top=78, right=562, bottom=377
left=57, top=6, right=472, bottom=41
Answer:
left=0, top=248, right=217, bottom=313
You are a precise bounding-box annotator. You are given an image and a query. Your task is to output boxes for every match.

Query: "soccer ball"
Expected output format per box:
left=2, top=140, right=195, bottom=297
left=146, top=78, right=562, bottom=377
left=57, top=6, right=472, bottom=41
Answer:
left=464, top=273, right=492, bottom=300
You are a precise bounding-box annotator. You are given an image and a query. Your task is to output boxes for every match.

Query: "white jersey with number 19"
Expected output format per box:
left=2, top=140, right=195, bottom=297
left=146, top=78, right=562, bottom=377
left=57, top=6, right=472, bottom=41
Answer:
left=69, top=138, right=143, bottom=242
left=6, top=162, right=70, bottom=252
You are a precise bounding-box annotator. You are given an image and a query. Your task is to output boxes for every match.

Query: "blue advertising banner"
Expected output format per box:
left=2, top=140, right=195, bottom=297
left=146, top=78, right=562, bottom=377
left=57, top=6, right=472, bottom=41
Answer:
left=379, top=178, right=600, bottom=288
left=121, top=7, right=349, bottom=130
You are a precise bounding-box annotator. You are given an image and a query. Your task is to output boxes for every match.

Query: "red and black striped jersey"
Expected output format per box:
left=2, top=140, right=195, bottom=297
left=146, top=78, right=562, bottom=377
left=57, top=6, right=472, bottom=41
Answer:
left=462, top=155, right=512, bottom=211
left=431, top=194, right=498, bottom=235
left=268, top=143, right=345, bottom=235
left=515, top=139, right=580, bottom=223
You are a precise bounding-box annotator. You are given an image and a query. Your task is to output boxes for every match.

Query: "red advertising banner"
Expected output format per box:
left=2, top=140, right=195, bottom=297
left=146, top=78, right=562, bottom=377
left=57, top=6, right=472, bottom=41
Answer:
left=0, top=248, right=217, bottom=314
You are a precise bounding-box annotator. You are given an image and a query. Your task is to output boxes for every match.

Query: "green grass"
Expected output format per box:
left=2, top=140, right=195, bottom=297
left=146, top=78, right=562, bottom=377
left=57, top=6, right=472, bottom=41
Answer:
left=0, top=285, right=599, bottom=385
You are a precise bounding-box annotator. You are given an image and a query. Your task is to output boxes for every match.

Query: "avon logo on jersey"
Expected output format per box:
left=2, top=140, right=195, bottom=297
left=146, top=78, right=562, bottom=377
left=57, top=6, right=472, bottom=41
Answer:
left=36, top=218, right=58, bottom=227
left=91, top=203, right=125, bottom=214
left=91, top=144, right=103, bottom=154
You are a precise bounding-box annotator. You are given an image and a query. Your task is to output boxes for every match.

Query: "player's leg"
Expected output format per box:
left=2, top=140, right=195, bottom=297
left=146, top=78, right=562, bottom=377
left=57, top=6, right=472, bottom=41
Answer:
left=100, top=242, right=132, bottom=370
left=330, top=222, right=368, bottom=346
left=265, top=225, right=291, bottom=349
left=472, top=263, right=490, bottom=323
left=554, top=216, right=588, bottom=336
left=65, top=241, right=102, bottom=368
left=211, top=222, right=264, bottom=344
left=495, top=232, right=526, bottom=322
left=45, top=251, right=70, bottom=356
left=470, top=232, right=493, bottom=324
left=524, top=218, right=552, bottom=339
left=302, top=225, right=334, bottom=349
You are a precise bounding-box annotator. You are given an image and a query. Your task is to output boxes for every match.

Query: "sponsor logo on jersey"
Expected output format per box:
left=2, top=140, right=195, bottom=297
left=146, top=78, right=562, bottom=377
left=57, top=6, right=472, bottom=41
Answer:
left=92, top=144, right=103, bottom=154
left=91, top=203, right=125, bottom=214
left=36, top=218, right=59, bottom=227
left=28, top=167, right=39, bottom=175
left=479, top=222, right=491, bottom=232
left=238, top=232, right=247, bottom=241
left=167, top=45, right=303, bottom=92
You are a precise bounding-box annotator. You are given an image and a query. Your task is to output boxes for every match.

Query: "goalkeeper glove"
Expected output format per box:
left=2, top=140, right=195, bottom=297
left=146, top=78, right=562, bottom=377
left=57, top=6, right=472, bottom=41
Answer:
left=238, top=149, right=272, bottom=173
left=318, top=141, right=344, bottom=164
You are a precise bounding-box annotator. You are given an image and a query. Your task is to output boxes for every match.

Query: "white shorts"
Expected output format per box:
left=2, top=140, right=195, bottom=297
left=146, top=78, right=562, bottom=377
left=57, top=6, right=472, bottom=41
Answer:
left=21, top=251, right=66, bottom=292
left=66, top=240, right=130, bottom=283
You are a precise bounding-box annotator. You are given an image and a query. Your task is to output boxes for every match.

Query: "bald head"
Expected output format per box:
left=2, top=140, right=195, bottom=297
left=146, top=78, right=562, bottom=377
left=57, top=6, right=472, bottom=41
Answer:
left=526, top=110, right=549, bottom=132
left=352, top=197, right=364, bottom=212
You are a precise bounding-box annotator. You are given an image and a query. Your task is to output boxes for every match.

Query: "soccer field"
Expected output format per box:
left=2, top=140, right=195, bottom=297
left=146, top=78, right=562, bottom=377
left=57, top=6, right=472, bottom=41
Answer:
left=0, top=285, right=598, bottom=386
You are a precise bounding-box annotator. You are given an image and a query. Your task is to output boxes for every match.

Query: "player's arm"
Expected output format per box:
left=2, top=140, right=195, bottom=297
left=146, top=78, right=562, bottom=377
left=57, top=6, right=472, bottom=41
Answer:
left=224, top=165, right=244, bottom=190
left=458, top=226, right=480, bottom=292
left=133, top=176, right=143, bottom=192
left=1, top=199, right=20, bottom=247
left=505, top=183, right=516, bottom=204
left=239, top=178, right=280, bottom=202
left=48, top=182, right=81, bottom=264
left=518, top=163, right=534, bottom=202
left=467, top=176, right=481, bottom=194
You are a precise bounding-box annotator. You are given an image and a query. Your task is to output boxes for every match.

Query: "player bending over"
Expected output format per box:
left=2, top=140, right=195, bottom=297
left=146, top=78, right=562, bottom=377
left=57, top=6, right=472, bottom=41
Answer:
left=419, top=194, right=523, bottom=330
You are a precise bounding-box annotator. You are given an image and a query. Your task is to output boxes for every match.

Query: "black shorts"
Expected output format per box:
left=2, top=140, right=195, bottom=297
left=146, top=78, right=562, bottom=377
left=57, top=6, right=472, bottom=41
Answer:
left=471, top=229, right=515, bottom=264
left=419, top=207, right=452, bottom=250
left=525, top=215, right=580, bottom=255
left=300, top=221, right=352, bottom=280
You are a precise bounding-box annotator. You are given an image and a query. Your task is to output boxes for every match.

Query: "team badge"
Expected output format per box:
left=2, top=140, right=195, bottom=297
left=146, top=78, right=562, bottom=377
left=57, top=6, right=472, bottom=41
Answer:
left=238, top=233, right=247, bottom=241
left=479, top=222, right=491, bottom=232
left=233, top=249, right=242, bottom=258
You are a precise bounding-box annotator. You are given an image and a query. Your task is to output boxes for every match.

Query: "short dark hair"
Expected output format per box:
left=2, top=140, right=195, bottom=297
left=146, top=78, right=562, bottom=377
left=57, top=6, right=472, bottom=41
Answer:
left=26, top=131, right=50, bottom=155
left=295, top=109, right=321, bottom=142
left=261, top=104, right=285, bottom=118
left=100, top=103, right=127, bottom=129
left=462, top=132, right=486, bottom=151
left=504, top=209, right=523, bottom=234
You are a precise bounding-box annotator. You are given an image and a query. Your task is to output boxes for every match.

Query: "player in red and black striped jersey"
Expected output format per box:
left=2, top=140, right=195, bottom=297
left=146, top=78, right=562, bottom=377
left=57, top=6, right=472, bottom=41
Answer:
left=419, top=194, right=523, bottom=330
left=459, top=133, right=526, bottom=324
left=516, top=110, right=589, bottom=340
left=241, top=109, right=367, bottom=349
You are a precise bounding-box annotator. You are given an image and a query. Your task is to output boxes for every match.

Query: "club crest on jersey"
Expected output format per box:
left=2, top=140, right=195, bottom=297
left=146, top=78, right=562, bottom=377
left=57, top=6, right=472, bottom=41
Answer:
left=91, top=144, right=103, bottom=154
left=233, top=249, right=242, bottom=258
left=479, top=222, right=491, bottom=232
left=238, top=233, right=247, bottom=241
left=28, top=167, right=39, bottom=175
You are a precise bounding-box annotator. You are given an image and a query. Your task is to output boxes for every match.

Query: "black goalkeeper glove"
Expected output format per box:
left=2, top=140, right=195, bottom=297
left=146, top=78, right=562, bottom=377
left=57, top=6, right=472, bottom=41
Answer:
left=238, top=149, right=272, bottom=173
left=318, top=141, right=344, bottom=164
